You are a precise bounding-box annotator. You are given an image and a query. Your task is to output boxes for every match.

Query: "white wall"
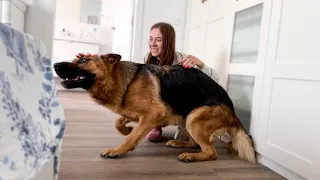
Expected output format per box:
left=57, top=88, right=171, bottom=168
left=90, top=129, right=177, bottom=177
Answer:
left=53, top=0, right=133, bottom=60
left=24, top=0, right=56, bottom=58
left=80, top=0, right=101, bottom=24
left=131, top=0, right=188, bottom=63
left=55, top=0, right=81, bottom=23
left=23, top=0, right=186, bottom=62
left=0, top=2, right=2, bottom=21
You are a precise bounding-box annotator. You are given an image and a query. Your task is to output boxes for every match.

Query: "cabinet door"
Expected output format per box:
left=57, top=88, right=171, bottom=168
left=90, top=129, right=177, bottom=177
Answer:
left=208, top=0, right=234, bottom=22
left=184, top=0, right=209, bottom=60
left=184, top=26, right=206, bottom=60
left=203, top=17, right=228, bottom=88
left=203, top=0, right=236, bottom=90
left=223, top=0, right=268, bottom=138
left=256, top=1, right=320, bottom=179
left=186, top=0, right=208, bottom=28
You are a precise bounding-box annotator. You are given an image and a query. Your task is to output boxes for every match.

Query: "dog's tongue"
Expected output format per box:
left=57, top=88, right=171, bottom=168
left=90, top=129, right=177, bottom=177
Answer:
left=73, top=76, right=80, bottom=81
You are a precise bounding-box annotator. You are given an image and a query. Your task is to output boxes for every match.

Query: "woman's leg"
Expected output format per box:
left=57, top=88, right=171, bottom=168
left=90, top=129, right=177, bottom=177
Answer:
left=174, top=123, right=189, bottom=141
left=147, top=123, right=189, bottom=142
left=147, top=126, right=163, bottom=141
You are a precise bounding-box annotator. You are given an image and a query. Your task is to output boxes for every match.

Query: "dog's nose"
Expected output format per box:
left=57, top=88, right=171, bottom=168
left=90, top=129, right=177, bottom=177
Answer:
left=53, top=63, right=60, bottom=70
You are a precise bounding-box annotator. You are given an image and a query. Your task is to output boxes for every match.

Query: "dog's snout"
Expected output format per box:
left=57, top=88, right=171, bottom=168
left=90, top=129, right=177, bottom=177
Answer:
left=53, top=63, right=60, bottom=70
left=54, top=62, right=73, bottom=70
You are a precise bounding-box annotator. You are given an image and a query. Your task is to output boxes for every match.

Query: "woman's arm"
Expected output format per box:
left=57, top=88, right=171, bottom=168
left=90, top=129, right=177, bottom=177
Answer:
left=197, top=63, right=219, bottom=83
left=180, top=54, right=219, bottom=83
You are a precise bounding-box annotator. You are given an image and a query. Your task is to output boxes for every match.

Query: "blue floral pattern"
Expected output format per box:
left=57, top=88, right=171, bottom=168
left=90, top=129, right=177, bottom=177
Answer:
left=0, top=23, right=33, bottom=79
left=0, top=23, right=65, bottom=180
left=37, top=55, right=62, bottom=125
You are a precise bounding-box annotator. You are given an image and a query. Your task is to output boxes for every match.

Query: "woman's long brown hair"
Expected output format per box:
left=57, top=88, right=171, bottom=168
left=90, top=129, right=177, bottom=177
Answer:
left=145, top=22, right=176, bottom=66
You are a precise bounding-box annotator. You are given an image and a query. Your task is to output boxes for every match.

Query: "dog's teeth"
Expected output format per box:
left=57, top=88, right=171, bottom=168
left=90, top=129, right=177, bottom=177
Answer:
left=66, top=78, right=69, bottom=81
left=80, top=76, right=85, bottom=80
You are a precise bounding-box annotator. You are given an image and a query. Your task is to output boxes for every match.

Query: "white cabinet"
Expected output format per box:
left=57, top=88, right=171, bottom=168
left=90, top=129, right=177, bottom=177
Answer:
left=0, top=0, right=27, bottom=32
left=256, top=1, right=320, bottom=179
left=184, top=0, right=320, bottom=179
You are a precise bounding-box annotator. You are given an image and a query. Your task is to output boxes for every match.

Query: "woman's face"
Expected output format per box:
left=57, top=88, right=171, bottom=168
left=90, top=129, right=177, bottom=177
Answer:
left=149, top=28, right=164, bottom=57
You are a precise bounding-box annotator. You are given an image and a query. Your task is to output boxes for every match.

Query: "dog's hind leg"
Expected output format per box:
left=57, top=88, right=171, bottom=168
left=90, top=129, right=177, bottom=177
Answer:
left=165, top=130, right=199, bottom=148
left=166, top=137, right=199, bottom=148
left=177, top=105, right=230, bottom=163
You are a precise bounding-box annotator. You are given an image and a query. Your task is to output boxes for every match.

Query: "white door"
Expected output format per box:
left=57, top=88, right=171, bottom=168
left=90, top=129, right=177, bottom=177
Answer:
left=100, top=0, right=134, bottom=60
left=111, top=0, right=135, bottom=60
left=256, top=0, right=320, bottom=179
left=201, top=0, right=269, bottom=142
left=223, top=0, right=269, bottom=139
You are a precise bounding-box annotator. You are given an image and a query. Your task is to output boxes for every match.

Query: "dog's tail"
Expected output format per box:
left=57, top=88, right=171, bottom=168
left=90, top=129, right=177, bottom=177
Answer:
left=228, top=116, right=256, bottom=163
left=115, top=117, right=133, bottom=135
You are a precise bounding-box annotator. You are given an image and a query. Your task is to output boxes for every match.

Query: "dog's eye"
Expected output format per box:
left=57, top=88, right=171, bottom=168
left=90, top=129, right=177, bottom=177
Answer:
left=78, top=57, right=87, bottom=64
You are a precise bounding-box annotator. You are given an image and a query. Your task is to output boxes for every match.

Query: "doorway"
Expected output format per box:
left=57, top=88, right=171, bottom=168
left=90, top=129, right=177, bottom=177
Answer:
left=52, top=0, right=135, bottom=71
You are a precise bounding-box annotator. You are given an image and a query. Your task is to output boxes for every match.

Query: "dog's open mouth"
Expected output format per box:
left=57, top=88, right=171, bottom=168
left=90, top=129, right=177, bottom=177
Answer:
left=63, top=72, right=87, bottom=83
left=60, top=69, right=95, bottom=89
left=54, top=62, right=96, bottom=89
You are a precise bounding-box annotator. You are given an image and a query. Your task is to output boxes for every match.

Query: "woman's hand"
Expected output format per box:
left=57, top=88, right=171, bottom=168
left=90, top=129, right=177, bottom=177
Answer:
left=76, top=53, right=98, bottom=58
left=181, top=55, right=204, bottom=69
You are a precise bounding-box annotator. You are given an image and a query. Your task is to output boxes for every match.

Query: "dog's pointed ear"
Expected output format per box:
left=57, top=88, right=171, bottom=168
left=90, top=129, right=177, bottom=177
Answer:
left=100, top=53, right=122, bottom=63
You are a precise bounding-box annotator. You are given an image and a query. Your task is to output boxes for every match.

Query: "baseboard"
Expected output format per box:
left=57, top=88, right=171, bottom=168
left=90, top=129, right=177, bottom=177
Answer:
left=219, top=133, right=305, bottom=180
left=257, top=153, right=306, bottom=180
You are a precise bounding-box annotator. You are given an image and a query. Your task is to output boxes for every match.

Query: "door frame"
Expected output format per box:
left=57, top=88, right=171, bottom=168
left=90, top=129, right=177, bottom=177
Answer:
left=130, top=0, right=145, bottom=62
left=127, top=0, right=136, bottom=61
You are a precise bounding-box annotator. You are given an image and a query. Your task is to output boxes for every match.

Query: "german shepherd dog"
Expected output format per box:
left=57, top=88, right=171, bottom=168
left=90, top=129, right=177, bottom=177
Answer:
left=53, top=53, right=256, bottom=163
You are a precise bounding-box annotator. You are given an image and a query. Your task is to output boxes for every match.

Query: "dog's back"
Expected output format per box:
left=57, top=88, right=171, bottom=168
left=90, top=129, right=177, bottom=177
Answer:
left=137, top=64, right=235, bottom=118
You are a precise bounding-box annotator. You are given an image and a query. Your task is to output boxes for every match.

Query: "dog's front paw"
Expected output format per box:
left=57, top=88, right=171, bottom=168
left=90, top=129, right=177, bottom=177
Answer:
left=178, top=152, right=195, bottom=163
left=100, top=148, right=123, bottom=159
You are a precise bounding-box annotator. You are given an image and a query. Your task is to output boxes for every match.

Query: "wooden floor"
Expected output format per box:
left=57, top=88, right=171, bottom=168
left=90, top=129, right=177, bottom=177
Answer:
left=57, top=91, right=285, bottom=180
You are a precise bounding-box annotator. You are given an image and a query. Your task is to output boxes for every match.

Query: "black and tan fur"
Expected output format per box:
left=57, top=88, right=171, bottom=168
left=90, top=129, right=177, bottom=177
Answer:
left=53, top=53, right=256, bottom=163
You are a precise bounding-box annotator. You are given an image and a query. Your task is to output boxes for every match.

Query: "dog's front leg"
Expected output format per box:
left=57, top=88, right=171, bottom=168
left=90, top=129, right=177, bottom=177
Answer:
left=100, top=115, right=155, bottom=158
left=115, top=116, right=134, bottom=136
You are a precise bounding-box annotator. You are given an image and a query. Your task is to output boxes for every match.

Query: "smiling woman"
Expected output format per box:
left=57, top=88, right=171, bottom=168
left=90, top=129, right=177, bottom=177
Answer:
left=142, top=22, right=220, bottom=142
